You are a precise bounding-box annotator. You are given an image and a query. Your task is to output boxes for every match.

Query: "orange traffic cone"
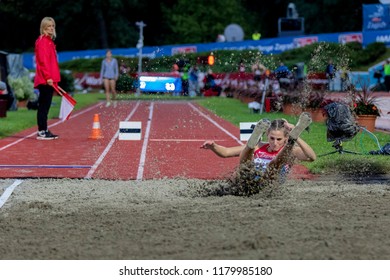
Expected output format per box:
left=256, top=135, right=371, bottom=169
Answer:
left=89, top=114, right=104, bottom=139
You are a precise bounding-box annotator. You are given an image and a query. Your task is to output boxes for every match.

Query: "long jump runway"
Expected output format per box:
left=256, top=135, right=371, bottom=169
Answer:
left=0, top=101, right=246, bottom=180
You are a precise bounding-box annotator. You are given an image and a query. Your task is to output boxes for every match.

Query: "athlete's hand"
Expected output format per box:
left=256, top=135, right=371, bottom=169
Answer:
left=282, top=119, right=294, bottom=131
left=200, top=140, right=215, bottom=149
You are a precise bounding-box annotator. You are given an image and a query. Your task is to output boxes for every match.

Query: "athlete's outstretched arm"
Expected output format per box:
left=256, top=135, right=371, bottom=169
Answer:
left=201, top=140, right=244, bottom=158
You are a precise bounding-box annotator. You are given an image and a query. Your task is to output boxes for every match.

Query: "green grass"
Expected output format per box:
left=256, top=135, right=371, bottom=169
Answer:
left=1, top=93, right=390, bottom=176
left=0, top=92, right=105, bottom=138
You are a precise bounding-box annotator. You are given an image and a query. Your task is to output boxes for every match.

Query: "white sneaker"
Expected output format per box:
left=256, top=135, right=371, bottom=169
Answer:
left=246, top=119, right=271, bottom=149
left=105, top=101, right=111, bottom=107
left=289, top=112, right=312, bottom=140
left=36, top=130, right=58, bottom=140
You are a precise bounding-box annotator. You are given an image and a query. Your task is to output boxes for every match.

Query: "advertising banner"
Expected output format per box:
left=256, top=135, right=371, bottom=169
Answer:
left=363, top=4, right=390, bottom=31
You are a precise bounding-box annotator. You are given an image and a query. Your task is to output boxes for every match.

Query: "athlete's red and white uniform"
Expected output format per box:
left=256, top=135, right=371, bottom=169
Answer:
left=253, top=143, right=289, bottom=177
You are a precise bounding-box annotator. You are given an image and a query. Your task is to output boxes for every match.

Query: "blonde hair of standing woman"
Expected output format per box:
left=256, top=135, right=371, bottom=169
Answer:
left=40, top=17, right=56, bottom=39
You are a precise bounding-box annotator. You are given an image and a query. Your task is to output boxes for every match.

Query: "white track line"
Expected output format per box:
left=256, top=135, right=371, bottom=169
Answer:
left=150, top=139, right=230, bottom=142
left=0, top=164, right=91, bottom=168
left=136, top=102, right=239, bottom=180
left=0, top=102, right=103, bottom=152
left=188, top=103, right=243, bottom=145
left=136, top=102, right=154, bottom=180
left=0, top=179, right=23, bottom=209
left=84, top=101, right=141, bottom=179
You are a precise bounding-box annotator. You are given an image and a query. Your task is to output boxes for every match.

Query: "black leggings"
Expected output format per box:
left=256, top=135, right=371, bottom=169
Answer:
left=385, top=75, right=390, bottom=91
left=37, top=85, right=54, bottom=131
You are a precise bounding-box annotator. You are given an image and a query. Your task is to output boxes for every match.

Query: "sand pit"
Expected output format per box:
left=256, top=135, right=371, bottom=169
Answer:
left=1, top=177, right=389, bottom=260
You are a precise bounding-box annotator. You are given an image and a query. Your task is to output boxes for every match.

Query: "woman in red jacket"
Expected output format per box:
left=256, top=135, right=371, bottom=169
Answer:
left=34, top=17, right=61, bottom=140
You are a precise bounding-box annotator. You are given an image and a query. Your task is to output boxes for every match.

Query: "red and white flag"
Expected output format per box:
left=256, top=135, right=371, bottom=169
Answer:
left=53, top=85, right=77, bottom=121
left=59, top=92, right=77, bottom=121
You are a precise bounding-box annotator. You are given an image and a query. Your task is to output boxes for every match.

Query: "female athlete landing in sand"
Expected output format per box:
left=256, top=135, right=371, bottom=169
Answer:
left=201, top=112, right=316, bottom=186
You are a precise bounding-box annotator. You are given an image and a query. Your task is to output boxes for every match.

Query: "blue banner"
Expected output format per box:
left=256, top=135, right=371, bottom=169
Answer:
left=22, top=29, right=390, bottom=70
left=139, top=75, right=182, bottom=93
left=363, top=4, right=390, bottom=31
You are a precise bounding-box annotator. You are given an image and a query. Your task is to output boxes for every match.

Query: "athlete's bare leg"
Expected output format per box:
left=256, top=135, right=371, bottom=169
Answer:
left=239, top=119, right=271, bottom=163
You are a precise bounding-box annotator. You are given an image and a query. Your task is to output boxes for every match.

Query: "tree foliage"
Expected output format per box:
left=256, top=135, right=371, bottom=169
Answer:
left=0, top=0, right=382, bottom=53
left=161, top=0, right=254, bottom=43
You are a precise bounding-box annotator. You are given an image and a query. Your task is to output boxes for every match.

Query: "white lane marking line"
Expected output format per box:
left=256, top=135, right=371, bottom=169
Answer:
left=0, top=179, right=23, bottom=209
left=188, top=103, right=243, bottom=145
left=0, top=165, right=91, bottom=169
left=84, top=101, right=140, bottom=179
left=0, top=102, right=103, bottom=152
left=149, top=139, right=231, bottom=142
left=137, top=102, right=154, bottom=181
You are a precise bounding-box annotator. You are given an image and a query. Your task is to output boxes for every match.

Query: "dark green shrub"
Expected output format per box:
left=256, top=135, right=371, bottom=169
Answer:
left=59, top=70, right=75, bottom=93
left=365, top=42, right=387, bottom=61
left=60, top=58, right=99, bottom=72
left=116, top=74, right=135, bottom=93
left=345, top=41, right=363, bottom=52
left=348, top=42, right=386, bottom=68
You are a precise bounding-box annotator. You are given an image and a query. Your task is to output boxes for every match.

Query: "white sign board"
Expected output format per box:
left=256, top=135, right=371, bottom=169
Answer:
left=119, top=121, right=142, bottom=140
left=239, top=122, right=257, bottom=141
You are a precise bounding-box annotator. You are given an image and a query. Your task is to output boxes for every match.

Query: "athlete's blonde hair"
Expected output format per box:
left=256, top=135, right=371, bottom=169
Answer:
left=268, top=119, right=290, bottom=137
left=40, top=17, right=56, bottom=39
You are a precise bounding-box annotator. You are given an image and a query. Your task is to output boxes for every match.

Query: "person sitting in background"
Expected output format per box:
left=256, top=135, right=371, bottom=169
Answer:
left=0, top=81, right=7, bottom=95
left=251, top=61, right=266, bottom=82
left=171, top=63, right=180, bottom=76
left=274, top=62, right=290, bottom=79
left=203, top=69, right=222, bottom=96
left=119, top=61, right=130, bottom=75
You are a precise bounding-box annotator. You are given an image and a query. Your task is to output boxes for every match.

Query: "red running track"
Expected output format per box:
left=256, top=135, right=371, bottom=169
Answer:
left=0, top=100, right=314, bottom=180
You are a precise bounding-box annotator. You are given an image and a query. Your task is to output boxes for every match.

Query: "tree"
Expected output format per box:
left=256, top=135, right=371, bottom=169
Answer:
left=160, top=0, right=255, bottom=44
left=0, top=0, right=384, bottom=52
left=242, top=0, right=380, bottom=38
left=0, top=0, right=141, bottom=52
left=55, top=0, right=139, bottom=50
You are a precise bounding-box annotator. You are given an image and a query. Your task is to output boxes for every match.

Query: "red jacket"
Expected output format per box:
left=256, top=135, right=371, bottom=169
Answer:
left=34, top=35, right=60, bottom=88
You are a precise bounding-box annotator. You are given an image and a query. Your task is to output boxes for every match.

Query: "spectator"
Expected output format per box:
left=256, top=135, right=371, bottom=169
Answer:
left=203, top=69, right=222, bottom=96
left=188, top=65, right=200, bottom=97
left=0, top=81, right=7, bottom=95
left=251, top=61, right=266, bottom=82
left=119, top=61, right=130, bottom=75
left=383, top=59, right=390, bottom=92
left=100, top=49, right=119, bottom=107
left=181, top=64, right=190, bottom=96
left=339, top=67, right=349, bottom=91
left=274, top=62, right=290, bottom=79
left=238, top=59, right=246, bottom=86
left=238, top=59, right=246, bottom=73
left=325, top=59, right=336, bottom=91
left=171, top=63, right=180, bottom=76
left=252, top=31, right=261, bottom=40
